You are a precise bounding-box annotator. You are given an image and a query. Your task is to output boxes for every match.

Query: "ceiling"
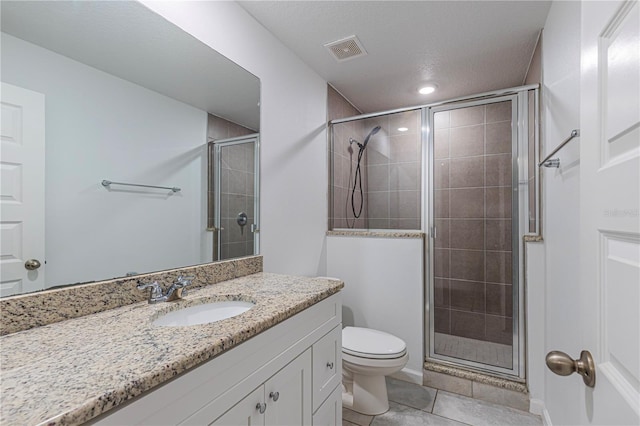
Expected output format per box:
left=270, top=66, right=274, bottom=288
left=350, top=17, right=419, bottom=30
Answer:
left=2, top=1, right=260, bottom=130
left=239, top=1, right=551, bottom=114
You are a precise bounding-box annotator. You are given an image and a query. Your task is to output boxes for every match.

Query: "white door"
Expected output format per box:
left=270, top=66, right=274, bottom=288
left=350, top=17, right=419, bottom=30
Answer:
left=580, top=1, right=640, bottom=424
left=0, top=82, right=46, bottom=296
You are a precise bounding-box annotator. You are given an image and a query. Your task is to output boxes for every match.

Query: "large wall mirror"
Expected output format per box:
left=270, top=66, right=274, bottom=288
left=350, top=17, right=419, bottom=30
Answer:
left=0, top=1, right=260, bottom=297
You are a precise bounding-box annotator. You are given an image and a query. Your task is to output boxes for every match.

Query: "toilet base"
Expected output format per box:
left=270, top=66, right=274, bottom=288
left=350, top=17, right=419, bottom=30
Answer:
left=342, top=369, right=390, bottom=416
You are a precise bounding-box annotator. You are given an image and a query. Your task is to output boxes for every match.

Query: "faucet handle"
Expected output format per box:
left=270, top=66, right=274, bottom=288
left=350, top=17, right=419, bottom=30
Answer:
left=137, top=281, right=163, bottom=300
left=175, top=275, right=195, bottom=287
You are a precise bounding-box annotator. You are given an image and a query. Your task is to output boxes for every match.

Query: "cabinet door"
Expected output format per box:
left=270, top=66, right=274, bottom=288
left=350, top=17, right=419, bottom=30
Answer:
left=312, top=384, right=342, bottom=426
left=210, top=386, right=264, bottom=426
left=312, top=325, right=342, bottom=411
left=265, top=348, right=312, bottom=426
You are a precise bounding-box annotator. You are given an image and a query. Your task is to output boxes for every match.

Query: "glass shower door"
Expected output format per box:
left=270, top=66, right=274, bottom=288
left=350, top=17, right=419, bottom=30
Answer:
left=211, top=135, right=260, bottom=261
left=428, top=96, right=520, bottom=376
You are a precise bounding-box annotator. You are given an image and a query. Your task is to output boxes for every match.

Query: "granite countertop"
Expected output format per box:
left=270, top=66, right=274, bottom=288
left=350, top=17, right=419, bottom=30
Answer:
left=0, top=273, right=343, bottom=426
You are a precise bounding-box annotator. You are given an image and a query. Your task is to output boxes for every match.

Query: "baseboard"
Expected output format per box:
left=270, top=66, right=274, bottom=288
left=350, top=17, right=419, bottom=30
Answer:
left=390, top=367, right=423, bottom=385
left=529, top=399, right=552, bottom=425
left=529, top=399, right=544, bottom=415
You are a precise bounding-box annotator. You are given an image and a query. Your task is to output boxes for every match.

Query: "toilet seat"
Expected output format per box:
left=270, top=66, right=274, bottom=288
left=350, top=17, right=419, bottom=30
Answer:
left=342, top=327, right=407, bottom=359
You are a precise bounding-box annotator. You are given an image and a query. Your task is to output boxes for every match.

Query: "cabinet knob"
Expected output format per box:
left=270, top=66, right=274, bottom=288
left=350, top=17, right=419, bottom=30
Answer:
left=326, top=361, right=334, bottom=370
left=269, top=391, right=280, bottom=401
left=256, top=402, right=267, bottom=414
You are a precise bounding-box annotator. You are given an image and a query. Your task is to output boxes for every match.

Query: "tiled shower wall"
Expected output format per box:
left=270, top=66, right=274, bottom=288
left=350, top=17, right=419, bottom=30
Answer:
left=328, top=85, right=421, bottom=230
left=364, top=111, right=421, bottom=229
left=328, top=86, right=367, bottom=229
left=433, top=102, right=514, bottom=346
left=207, top=114, right=256, bottom=260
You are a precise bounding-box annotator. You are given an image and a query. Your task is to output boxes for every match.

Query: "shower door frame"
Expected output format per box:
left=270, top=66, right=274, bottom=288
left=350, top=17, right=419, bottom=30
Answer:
left=425, top=90, right=534, bottom=380
left=327, top=84, right=539, bottom=380
left=211, top=134, right=261, bottom=261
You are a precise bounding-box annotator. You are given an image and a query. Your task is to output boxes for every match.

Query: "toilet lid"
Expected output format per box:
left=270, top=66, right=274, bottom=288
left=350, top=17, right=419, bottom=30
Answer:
left=342, top=327, right=407, bottom=359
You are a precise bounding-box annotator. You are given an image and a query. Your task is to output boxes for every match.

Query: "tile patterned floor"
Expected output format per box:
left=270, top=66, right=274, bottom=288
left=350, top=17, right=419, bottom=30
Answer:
left=343, top=378, right=541, bottom=426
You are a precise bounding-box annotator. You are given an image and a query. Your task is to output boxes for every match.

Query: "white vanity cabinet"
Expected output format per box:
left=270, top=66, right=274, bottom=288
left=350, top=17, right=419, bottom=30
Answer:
left=92, top=292, right=342, bottom=426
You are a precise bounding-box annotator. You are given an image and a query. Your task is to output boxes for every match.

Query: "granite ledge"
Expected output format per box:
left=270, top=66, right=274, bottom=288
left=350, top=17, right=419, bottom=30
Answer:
left=0, top=273, right=343, bottom=425
left=327, top=230, right=424, bottom=239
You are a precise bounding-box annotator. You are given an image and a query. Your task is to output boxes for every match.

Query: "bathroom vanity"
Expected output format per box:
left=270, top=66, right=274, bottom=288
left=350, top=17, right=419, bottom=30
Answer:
left=95, top=291, right=343, bottom=425
left=0, top=271, right=343, bottom=425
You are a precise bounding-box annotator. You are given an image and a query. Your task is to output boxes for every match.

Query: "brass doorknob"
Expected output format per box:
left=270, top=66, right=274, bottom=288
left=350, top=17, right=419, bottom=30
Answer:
left=24, top=259, right=41, bottom=270
left=546, top=350, right=596, bottom=388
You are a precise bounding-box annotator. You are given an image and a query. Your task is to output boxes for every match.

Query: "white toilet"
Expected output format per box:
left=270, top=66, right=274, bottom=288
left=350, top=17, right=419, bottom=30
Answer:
left=341, top=326, right=409, bottom=415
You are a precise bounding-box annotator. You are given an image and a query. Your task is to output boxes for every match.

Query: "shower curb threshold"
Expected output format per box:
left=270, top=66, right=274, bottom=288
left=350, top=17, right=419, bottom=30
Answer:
left=424, top=361, right=527, bottom=393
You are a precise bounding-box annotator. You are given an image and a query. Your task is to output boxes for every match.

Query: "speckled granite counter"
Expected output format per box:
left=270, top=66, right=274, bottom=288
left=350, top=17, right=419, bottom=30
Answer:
left=0, top=273, right=343, bottom=426
left=0, top=256, right=262, bottom=336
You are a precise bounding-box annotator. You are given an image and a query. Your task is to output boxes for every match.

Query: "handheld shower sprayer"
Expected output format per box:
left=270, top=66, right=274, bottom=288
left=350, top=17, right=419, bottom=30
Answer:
left=363, top=125, right=381, bottom=149
left=349, top=125, right=382, bottom=224
left=349, top=125, right=381, bottom=151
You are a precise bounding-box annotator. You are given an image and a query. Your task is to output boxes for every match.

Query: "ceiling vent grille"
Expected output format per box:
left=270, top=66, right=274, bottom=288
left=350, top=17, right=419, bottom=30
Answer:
left=324, top=35, right=367, bottom=62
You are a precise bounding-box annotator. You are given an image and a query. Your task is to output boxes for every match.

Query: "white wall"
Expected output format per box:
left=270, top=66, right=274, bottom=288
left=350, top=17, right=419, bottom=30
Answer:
left=527, top=1, right=582, bottom=422
left=326, top=236, right=424, bottom=381
left=1, top=33, right=210, bottom=287
left=142, top=1, right=329, bottom=277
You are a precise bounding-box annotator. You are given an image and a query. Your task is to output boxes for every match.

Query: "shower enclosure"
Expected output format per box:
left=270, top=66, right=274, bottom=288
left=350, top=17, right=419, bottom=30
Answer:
left=329, top=85, right=539, bottom=379
left=209, top=134, right=260, bottom=261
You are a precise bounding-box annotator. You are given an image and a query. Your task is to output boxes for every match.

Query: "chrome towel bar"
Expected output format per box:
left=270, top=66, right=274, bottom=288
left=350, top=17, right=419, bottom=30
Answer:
left=539, top=129, right=580, bottom=168
left=101, top=180, right=181, bottom=192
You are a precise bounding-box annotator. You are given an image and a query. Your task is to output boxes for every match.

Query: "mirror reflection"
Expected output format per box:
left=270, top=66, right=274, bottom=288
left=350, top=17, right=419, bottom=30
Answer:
left=0, top=1, right=260, bottom=297
left=210, top=135, right=260, bottom=261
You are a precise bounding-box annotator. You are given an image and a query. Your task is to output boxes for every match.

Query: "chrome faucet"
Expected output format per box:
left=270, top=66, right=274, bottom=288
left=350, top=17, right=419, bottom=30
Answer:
left=137, top=275, right=195, bottom=304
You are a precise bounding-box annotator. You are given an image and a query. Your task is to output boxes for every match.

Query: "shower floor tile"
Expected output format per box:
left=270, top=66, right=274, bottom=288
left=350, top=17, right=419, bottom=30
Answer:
left=434, top=332, right=512, bottom=368
left=342, top=378, right=541, bottom=426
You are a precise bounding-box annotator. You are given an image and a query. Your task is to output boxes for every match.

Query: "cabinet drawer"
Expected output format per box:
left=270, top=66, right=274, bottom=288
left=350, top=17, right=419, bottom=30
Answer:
left=312, top=324, right=341, bottom=412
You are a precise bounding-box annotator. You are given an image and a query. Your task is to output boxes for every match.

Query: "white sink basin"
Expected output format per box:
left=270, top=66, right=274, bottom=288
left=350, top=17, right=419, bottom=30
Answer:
left=153, top=301, right=255, bottom=327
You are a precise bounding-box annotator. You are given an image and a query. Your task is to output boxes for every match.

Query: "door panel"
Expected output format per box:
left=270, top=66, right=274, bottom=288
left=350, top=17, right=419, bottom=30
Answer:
left=580, top=0, right=640, bottom=423
left=0, top=83, right=45, bottom=296
left=312, top=385, right=342, bottom=426
left=428, top=96, right=524, bottom=377
left=209, top=386, right=263, bottom=426
left=265, top=349, right=312, bottom=426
